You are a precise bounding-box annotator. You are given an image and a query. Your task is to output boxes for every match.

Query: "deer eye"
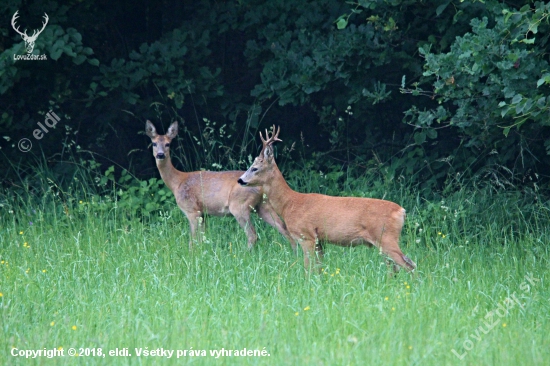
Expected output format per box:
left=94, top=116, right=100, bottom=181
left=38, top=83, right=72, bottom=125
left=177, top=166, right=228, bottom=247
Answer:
left=251, top=168, right=258, bottom=172
left=152, top=143, right=157, bottom=147
left=165, top=143, right=170, bottom=147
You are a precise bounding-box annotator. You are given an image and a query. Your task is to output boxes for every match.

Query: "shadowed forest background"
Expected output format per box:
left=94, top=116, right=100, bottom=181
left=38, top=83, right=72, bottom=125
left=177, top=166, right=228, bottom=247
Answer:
left=1, top=0, right=549, bottom=196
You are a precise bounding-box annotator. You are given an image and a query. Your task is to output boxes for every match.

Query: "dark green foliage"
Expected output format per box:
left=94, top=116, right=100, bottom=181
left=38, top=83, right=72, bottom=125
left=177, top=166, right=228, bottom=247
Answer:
left=1, top=0, right=549, bottom=195
left=401, top=2, right=550, bottom=182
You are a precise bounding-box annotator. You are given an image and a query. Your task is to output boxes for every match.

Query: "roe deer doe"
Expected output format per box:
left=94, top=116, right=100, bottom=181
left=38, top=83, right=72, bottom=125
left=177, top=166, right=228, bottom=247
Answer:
left=238, top=126, right=416, bottom=273
left=145, top=120, right=292, bottom=249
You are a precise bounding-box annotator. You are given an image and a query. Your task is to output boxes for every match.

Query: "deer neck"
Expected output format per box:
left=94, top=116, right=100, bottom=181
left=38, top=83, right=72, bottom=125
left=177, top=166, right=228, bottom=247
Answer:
left=263, top=163, right=295, bottom=216
left=155, top=156, right=186, bottom=193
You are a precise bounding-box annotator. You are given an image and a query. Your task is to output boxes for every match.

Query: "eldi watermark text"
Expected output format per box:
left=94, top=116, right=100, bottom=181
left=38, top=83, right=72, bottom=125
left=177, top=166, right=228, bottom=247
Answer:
left=18, top=110, right=62, bottom=152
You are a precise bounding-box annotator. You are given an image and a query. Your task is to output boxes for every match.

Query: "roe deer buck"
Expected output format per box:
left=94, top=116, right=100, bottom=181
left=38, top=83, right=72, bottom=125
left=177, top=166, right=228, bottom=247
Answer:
left=238, top=126, right=416, bottom=273
left=145, top=120, right=292, bottom=249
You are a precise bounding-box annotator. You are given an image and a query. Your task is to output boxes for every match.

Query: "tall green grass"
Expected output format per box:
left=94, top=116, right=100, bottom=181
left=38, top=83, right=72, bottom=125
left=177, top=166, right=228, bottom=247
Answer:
left=1, top=166, right=549, bottom=365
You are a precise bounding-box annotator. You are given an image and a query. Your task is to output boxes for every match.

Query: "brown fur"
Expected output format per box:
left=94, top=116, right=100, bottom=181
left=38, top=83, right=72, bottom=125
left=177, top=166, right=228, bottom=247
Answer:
left=238, top=126, right=416, bottom=272
left=145, top=120, right=292, bottom=250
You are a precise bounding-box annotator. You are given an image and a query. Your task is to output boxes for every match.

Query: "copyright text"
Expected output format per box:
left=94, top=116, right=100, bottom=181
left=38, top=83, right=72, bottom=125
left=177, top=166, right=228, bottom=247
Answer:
left=11, top=347, right=271, bottom=359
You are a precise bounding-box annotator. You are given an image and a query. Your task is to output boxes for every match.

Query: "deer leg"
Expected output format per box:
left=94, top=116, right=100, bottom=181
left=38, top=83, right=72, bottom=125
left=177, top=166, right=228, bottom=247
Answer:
left=378, top=211, right=416, bottom=273
left=315, top=240, right=324, bottom=264
left=230, top=206, right=258, bottom=249
left=299, top=238, right=322, bottom=274
left=184, top=211, right=204, bottom=250
left=381, top=245, right=416, bottom=272
left=385, top=258, right=400, bottom=278
left=365, top=225, right=415, bottom=273
left=185, top=218, right=197, bottom=250
left=257, top=203, right=295, bottom=254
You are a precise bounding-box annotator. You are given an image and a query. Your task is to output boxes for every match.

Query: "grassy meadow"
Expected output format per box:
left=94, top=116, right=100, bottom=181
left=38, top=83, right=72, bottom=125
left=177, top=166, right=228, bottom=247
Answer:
left=1, top=170, right=549, bottom=365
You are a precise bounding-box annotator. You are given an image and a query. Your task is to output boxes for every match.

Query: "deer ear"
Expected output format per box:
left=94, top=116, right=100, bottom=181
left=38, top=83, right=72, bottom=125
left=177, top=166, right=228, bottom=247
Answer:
left=167, top=121, right=179, bottom=139
left=263, top=144, right=274, bottom=162
left=145, top=120, right=157, bottom=138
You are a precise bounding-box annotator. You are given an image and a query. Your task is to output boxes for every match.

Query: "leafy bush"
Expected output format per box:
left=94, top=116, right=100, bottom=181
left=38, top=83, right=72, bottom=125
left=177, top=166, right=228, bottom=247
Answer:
left=401, top=2, right=550, bottom=179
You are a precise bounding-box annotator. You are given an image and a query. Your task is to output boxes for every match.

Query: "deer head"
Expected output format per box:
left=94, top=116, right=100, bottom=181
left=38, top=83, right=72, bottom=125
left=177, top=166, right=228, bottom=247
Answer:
left=238, top=125, right=282, bottom=187
left=145, top=120, right=178, bottom=160
left=12, top=11, right=49, bottom=54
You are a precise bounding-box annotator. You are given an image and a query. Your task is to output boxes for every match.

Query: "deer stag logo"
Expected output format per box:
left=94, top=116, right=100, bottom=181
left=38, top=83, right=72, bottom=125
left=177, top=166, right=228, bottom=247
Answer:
left=11, top=11, right=49, bottom=54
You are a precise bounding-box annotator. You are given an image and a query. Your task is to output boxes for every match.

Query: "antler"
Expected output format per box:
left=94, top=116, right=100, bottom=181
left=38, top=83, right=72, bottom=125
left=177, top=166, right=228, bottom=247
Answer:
left=29, top=13, right=49, bottom=40
left=11, top=11, right=48, bottom=39
left=36, top=13, right=49, bottom=37
left=11, top=11, right=26, bottom=37
left=259, top=125, right=282, bottom=150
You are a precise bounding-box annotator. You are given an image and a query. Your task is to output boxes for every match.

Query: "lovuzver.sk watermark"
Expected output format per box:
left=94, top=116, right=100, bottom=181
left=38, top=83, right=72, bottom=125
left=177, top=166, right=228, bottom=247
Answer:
left=451, top=274, right=539, bottom=360
left=18, top=111, right=62, bottom=152
left=11, top=10, right=49, bottom=61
